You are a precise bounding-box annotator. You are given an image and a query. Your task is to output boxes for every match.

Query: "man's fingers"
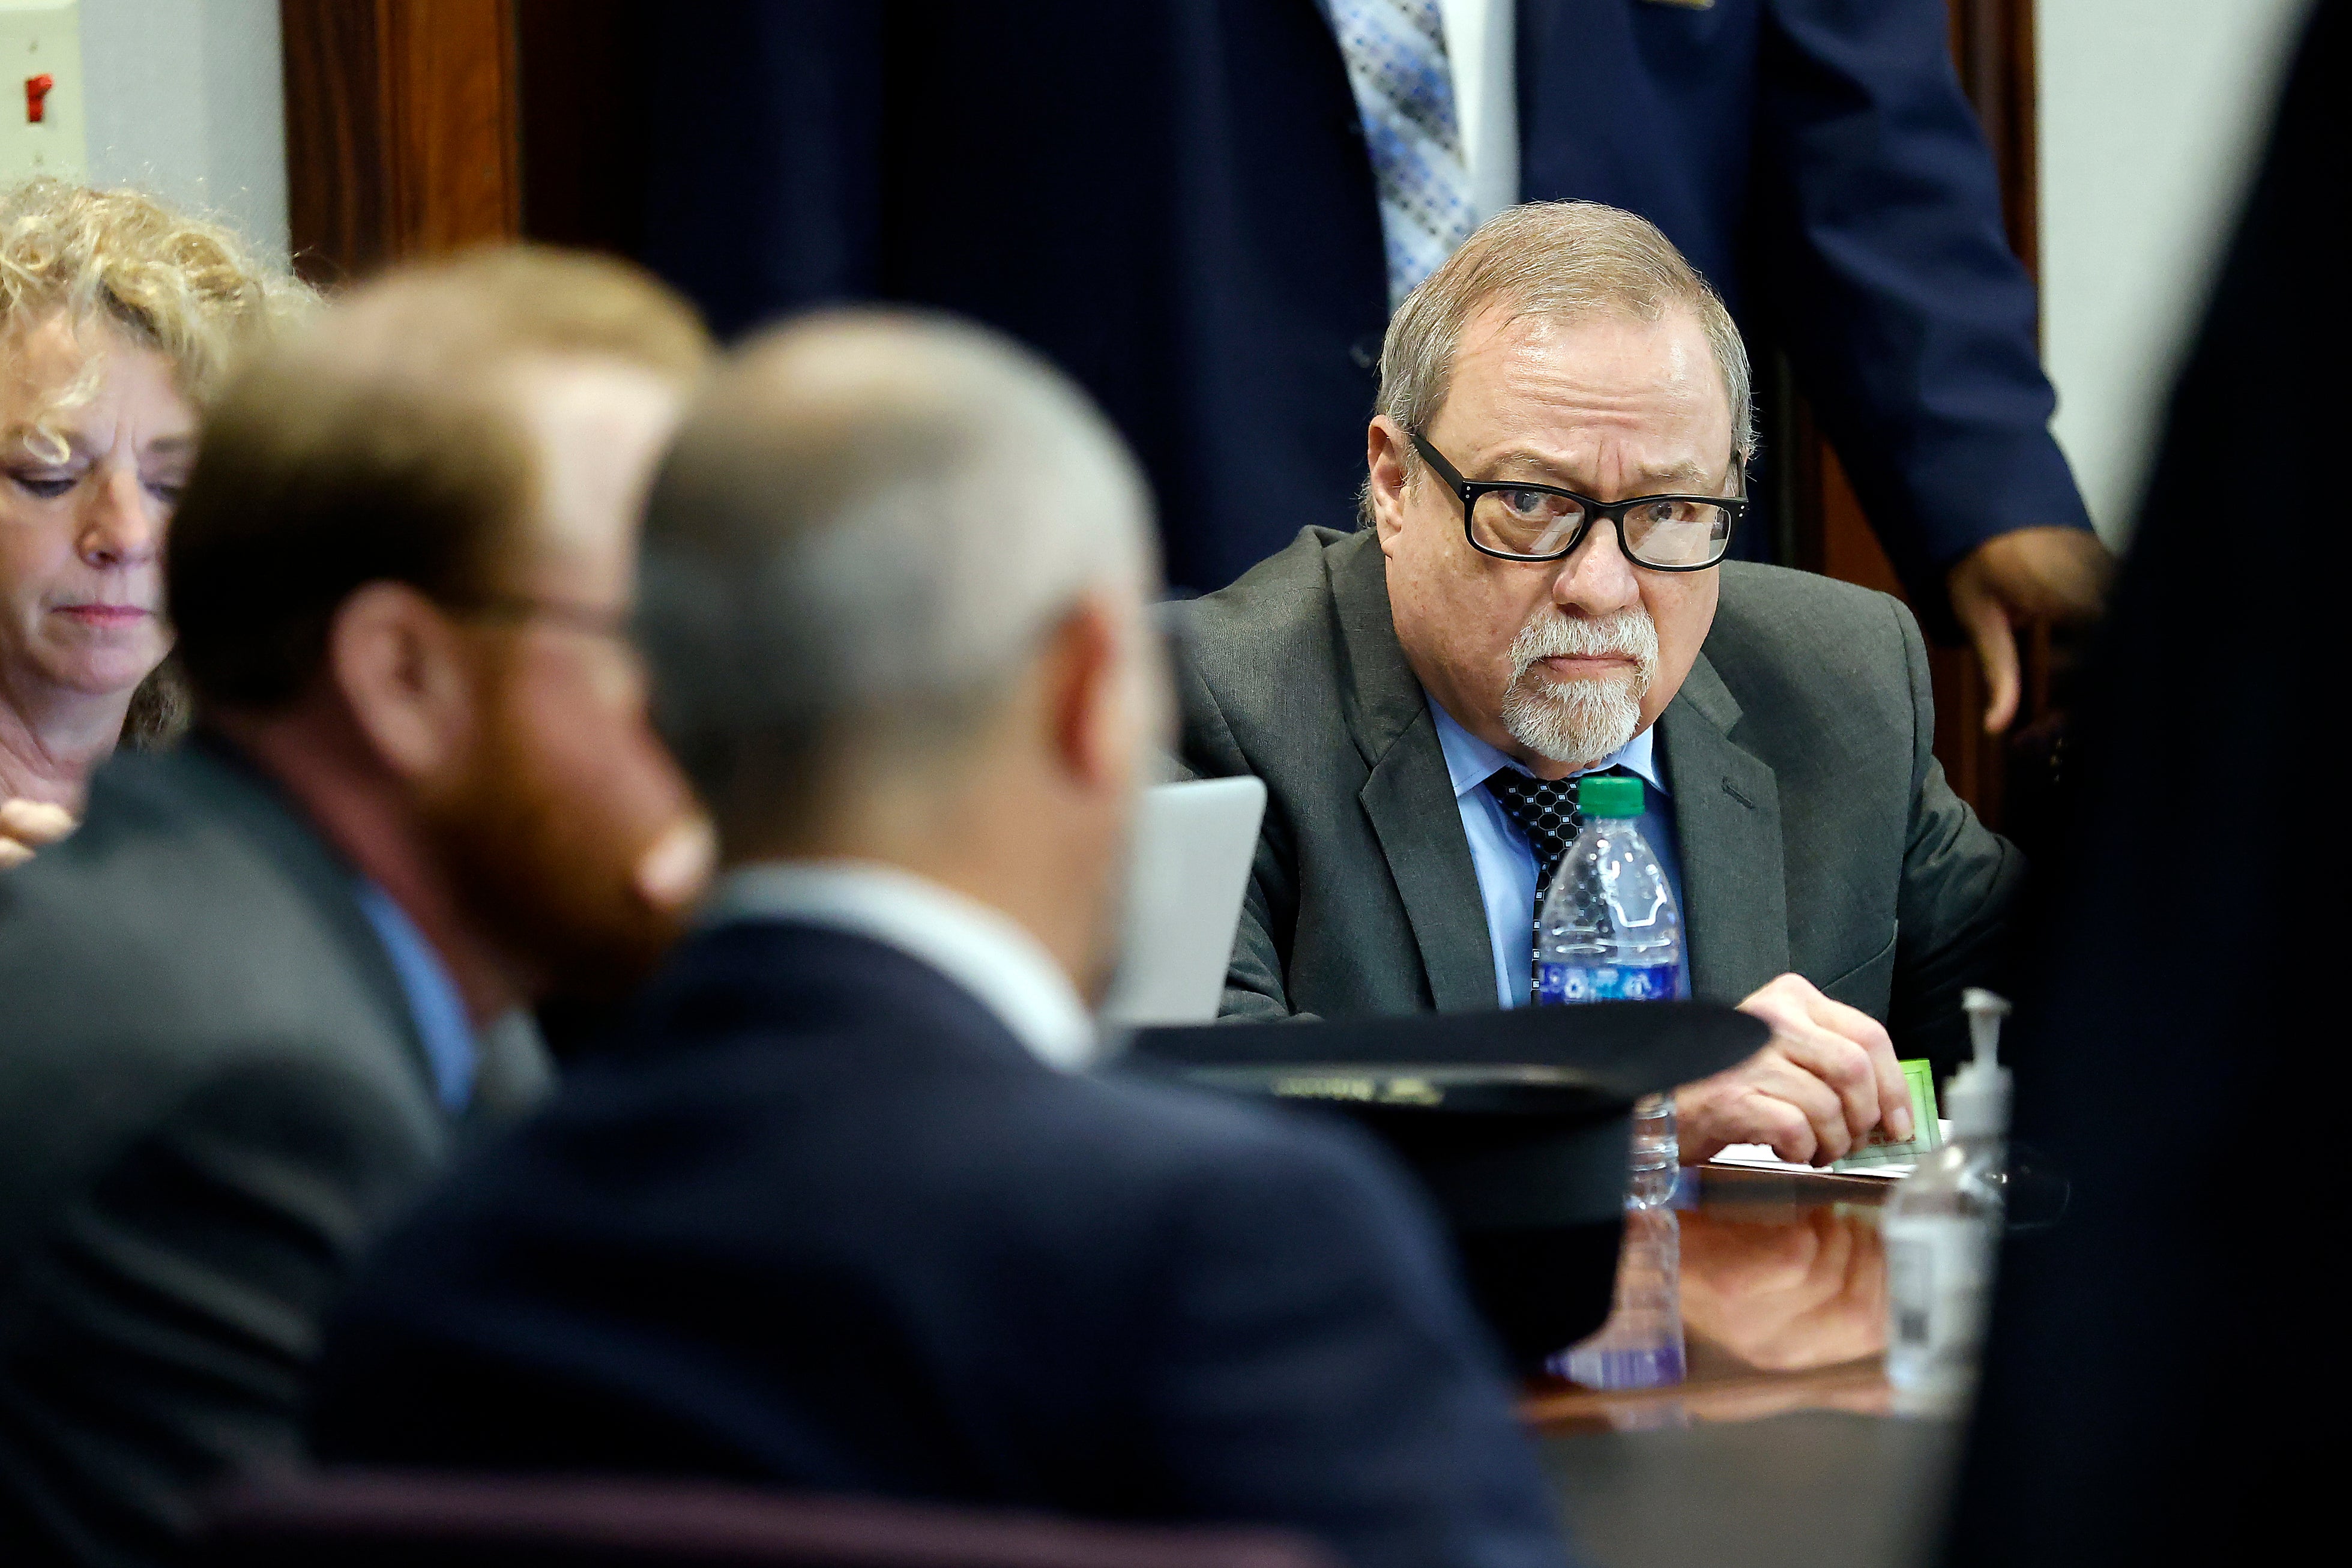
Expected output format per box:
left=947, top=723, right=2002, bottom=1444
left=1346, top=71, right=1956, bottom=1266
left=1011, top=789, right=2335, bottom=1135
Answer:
left=1743, top=1091, right=1821, bottom=1167
left=1956, top=585, right=2020, bottom=734
left=1743, top=1055, right=1853, bottom=1163
left=0, top=837, right=34, bottom=870
left=1867, top=1034, right=1911, bottom=1142
left=1677, top=1061, right=1834, bottom=1166
left=1762, top=1028, right=1878, bottom=1156
left=1801, top=989, right=1910, bottom=1142
left=1732, top=972, right=1912, bottom=1158
left=1738, top=973, right=1908, bottom=1148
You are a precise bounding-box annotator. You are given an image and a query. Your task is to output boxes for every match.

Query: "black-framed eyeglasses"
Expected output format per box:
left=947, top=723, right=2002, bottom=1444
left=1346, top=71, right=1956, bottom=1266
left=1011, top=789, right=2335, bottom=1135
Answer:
left=1410, top=431, right=1745, bottom=571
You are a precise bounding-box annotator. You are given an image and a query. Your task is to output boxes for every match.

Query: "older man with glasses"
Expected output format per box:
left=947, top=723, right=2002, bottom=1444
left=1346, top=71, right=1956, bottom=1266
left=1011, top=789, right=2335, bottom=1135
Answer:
left=1175, top=201, right=2020, bottom=1168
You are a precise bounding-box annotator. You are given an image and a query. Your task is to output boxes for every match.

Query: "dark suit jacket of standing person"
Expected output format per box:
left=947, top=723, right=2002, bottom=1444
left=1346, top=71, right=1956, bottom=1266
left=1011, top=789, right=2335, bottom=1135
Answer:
left=1175, top=528, right=2021, bottom=1070
left=644, top=0, right=2085, bottom=599
left=308, top=919, right=1572, bottom=1568
left=1942, top=7, right=2344, bottom=1563
left=0, top=743, right=551, bottom=1568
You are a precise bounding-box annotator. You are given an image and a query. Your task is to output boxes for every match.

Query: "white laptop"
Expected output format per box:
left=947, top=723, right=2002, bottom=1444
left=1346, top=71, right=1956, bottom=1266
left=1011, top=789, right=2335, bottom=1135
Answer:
left=1097, top=777, right=1267, bottom=1028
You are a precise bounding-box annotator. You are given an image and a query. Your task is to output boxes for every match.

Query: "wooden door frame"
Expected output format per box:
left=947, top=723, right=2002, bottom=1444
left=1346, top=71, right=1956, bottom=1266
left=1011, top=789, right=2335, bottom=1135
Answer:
left=280, top=0, right=522, bottom=286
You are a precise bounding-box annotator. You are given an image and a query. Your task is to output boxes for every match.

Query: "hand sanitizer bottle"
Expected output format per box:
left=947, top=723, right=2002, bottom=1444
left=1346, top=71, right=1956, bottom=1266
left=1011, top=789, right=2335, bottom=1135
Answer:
left=1883, top=988, right=2012, bottom=1413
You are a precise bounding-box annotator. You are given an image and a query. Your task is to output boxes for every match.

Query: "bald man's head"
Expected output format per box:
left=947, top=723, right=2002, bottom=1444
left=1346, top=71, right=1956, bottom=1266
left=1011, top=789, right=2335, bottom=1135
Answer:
left=639, top=310, right=1158, bottom=842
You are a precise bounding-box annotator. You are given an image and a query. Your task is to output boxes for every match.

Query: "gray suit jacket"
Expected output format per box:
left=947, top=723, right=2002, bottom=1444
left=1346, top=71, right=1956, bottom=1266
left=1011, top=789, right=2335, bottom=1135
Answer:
left=1175, top=528, right=2020, bottom=1067
left=0, top=743, right=550, bottom=1568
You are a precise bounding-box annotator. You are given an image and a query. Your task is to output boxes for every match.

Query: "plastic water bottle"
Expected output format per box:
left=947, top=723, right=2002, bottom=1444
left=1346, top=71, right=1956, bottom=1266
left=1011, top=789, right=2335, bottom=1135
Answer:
left=1883, top=989, right=2012, bottom=1413
left=1534, top=774, right=1682, bottom=1208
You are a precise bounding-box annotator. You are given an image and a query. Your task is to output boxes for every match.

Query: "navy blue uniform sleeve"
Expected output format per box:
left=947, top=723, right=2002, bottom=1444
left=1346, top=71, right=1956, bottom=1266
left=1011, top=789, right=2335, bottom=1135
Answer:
left=1753, top=0, right=2091, bottom=605
left=1145, top=1121, right=1574, bottom=1568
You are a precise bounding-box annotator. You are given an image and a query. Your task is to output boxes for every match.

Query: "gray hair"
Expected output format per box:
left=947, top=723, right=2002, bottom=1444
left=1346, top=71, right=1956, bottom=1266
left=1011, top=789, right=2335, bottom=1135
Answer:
left=1374, top=201, right=1753, bottom=493
left=639, top=310, right=1156, bottom=821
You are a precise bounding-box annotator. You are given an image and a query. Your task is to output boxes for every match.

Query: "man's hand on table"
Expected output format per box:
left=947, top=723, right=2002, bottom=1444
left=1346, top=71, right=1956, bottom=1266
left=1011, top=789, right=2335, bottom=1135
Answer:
left=1947, top=525, right=2114, bottom=734
left=1, top=798, right=76, bottom=870
left=1674, top=973, right=1910, bottom=1167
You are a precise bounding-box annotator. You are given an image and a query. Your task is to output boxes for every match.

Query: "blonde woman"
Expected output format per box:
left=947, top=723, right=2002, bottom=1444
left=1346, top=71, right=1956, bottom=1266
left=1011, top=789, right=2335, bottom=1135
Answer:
left=1, top=180, right=304, bottom=866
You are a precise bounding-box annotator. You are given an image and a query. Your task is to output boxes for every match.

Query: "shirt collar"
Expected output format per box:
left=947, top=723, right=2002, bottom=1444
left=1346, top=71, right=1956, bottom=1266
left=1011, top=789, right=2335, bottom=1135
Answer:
left=703, top=860, right=1099, bottom=1073
left=352, top=880, right=477, bottom=1114
left=1426, top=692, right=1668, bottom=800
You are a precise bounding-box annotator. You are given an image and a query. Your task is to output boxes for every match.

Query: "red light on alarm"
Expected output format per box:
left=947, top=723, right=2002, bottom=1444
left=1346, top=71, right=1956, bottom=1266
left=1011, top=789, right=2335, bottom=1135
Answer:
left=26, top=74, right=55, bottom=125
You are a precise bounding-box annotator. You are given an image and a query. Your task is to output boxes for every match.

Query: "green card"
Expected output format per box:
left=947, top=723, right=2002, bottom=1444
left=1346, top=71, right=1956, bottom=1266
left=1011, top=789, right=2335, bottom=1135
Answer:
left=1831, top=1058, right=1943, bottom=1171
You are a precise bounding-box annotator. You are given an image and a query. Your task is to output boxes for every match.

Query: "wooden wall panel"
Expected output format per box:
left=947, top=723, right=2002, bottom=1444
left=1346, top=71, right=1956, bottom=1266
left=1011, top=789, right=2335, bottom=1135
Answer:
left=386, top=0, right=521, bottom=255
left=281, top=0, right=521, bottom=286
left=280, top=0, right=390, bottom=282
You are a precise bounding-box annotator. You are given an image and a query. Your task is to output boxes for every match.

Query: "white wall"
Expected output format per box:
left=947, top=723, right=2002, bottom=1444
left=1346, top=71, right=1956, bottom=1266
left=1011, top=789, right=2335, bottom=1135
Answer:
left=2039, top=0, right=2309, bottom=544
left=74, top=0, right=286, bottom=260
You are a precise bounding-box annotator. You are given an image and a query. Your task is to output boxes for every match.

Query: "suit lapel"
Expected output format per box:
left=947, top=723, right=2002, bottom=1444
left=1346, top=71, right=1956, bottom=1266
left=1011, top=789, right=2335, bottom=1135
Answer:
left=1360, top=710, right=1500, bottom=1013
left=1656, top=653, right=1788, bottom=1004
left=1328, top=532, right=1500, bottom=1013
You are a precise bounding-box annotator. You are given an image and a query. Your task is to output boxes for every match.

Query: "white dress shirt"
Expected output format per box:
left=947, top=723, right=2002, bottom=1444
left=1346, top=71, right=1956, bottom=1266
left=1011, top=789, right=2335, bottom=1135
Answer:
left=1436, top=0, right=1521, bottom=223
left=704, top=860, right=1099, bottom=1072
left=1427, top=696, right=1687, bottom=1009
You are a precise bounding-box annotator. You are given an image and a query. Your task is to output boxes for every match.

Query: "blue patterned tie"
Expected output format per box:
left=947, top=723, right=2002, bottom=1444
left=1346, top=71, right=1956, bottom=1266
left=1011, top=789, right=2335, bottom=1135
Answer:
left=1328, top=0, right=1478, bottom=307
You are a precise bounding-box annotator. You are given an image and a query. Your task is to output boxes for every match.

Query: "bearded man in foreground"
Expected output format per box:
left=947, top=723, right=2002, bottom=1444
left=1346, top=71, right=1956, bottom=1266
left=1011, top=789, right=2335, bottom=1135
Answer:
left=1175, top=202, right=2020, bottom=1167
left=0, top=250, right=714, bottom=1567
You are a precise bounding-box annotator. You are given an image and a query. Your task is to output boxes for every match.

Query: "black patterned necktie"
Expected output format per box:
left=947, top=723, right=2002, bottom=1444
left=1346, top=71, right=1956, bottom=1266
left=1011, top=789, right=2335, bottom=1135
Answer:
left=1483, top=767, right=1624, bottom=1001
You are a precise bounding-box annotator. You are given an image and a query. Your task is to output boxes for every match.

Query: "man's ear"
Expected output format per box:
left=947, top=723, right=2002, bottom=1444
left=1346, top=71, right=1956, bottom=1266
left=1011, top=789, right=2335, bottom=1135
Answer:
left=1039, top=591, right=1145, bottom=794
left=327, top=582, right=481, bottom=783
left=1366, top=415, right=1414, bottom=557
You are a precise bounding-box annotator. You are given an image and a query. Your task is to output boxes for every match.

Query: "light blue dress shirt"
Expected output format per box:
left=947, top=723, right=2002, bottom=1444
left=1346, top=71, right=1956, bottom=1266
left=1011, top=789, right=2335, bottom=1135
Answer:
left=1427, top=697, right=1691, bottom=1009
left=354, top=881, right=477, bottom=1113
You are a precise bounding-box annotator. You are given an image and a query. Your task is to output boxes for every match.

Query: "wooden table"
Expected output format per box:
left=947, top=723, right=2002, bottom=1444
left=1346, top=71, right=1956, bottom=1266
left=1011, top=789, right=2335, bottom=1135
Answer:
left=1525, top=1163, right=1901, bottom=1433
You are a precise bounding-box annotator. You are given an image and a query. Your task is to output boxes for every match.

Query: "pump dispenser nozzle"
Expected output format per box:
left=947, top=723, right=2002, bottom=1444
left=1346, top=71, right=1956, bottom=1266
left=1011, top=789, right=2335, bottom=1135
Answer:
left=1950, top=989, right=2013, bottom=1139
left=1962, top=988, right=2010, bottom=1065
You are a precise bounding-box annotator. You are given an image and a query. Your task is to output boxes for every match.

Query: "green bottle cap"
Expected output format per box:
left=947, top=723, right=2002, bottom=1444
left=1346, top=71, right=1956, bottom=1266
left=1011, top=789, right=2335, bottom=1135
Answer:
left=1576, top=774, right=1644, bottom=818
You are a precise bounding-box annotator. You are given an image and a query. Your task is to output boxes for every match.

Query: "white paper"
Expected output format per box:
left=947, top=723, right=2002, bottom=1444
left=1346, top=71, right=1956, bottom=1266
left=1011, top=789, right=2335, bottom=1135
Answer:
left=1704, top=1121, right=1955, bottom=1180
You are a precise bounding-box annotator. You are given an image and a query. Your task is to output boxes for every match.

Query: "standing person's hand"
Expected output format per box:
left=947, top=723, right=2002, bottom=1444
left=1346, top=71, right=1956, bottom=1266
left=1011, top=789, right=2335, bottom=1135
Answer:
left=1675, top=973, right=1911, bottom=1166
left=1947, top=525, right=2115, bottom=734
left=1, top=798, right=77, bottom=869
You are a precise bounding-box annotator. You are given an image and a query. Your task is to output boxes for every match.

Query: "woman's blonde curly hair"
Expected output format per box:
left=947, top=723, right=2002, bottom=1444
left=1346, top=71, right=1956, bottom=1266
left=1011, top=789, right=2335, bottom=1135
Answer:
left=2, top=177, right=312, bottom=415
left=2, top=179, right=315, bottom=746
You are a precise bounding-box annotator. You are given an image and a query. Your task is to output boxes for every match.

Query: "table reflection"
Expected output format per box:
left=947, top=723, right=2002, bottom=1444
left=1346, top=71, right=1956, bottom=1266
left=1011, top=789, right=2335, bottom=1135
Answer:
left=1526, top=1170, right=1895, bottom=1429
left=1549, top=1208, right=1685, bottom=1389
left=1682, top=1205, right=1886, bottom=1373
